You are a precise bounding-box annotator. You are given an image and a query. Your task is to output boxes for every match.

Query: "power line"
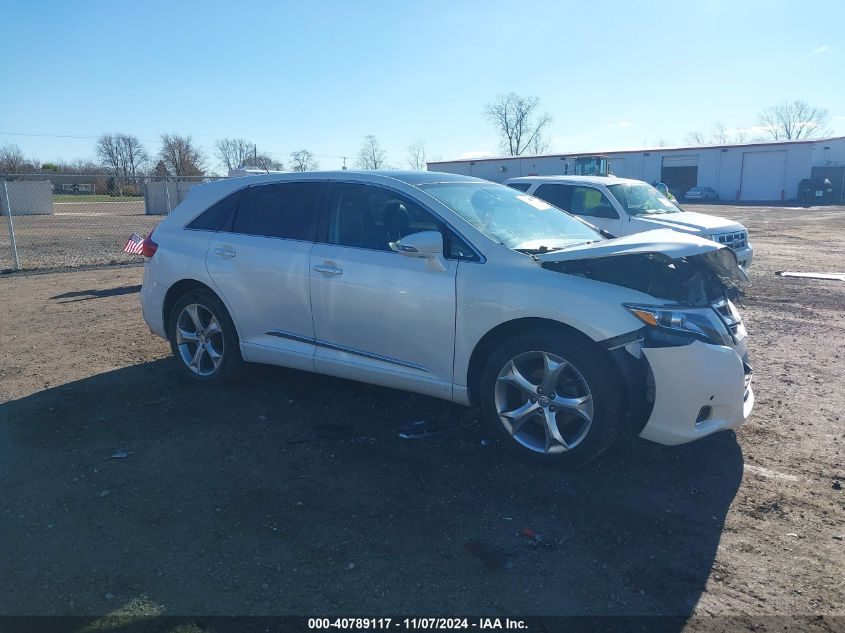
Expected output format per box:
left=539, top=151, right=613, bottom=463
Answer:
left=0, top=131, right=101, bottom=139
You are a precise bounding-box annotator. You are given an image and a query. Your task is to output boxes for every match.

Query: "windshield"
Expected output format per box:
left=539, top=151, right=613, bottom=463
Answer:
left=608, top=183, right=682, bottom=216
left=419, top=182, right=601, bottom=253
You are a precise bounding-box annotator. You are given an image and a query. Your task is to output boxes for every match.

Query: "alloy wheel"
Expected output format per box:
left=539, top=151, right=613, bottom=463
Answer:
left=494, top=350, right=594, bottom=454
left=175, top=303, right=225, bottom=376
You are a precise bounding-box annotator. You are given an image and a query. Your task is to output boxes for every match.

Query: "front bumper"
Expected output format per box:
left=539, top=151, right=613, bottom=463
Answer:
left=639, top=340, right=754, bottom=445
left=733, top=244, right=753, bottom=269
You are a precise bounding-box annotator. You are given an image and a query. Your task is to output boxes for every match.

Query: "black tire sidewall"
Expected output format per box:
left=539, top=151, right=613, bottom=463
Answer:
left=479, top=329, right=625, bottom=468
left=167, top=289, right=243, bottom=383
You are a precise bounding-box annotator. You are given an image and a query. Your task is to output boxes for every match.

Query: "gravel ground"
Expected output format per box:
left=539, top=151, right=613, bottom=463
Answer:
left=0, top=205, right=843, bottom=629
left=0, top=201, right=158, bottom=271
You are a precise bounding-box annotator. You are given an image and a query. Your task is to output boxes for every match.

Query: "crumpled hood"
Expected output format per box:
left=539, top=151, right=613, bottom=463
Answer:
left=536, top=229, right=748, bottom=282
left=629, top=210, right=745, bottom=234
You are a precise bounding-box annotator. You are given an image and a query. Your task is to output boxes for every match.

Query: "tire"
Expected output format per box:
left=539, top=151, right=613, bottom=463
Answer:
left=479, top=328, right=626, bottom=468
left=167, top=288, right=245, bottom=384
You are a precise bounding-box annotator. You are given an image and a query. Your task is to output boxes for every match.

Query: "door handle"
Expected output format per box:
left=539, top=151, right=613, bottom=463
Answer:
left=313, top=264, right=343, bottom=276
left=214, top=247, right=237, bottom=258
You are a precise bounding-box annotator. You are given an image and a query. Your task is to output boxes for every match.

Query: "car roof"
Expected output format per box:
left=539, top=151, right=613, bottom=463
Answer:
left=184, top=170, right=491, bottom=205
left=506, top=175, right=641, bottom=186
left=223, top=170, right=486, bottom=187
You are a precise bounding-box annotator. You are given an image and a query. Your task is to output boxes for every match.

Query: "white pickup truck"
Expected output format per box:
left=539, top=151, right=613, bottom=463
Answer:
left=505, top=175, right=753, bottom=268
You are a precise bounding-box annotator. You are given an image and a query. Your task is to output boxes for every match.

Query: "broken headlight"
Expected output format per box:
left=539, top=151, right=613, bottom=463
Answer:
left=625, top=304, right=733, bottom=347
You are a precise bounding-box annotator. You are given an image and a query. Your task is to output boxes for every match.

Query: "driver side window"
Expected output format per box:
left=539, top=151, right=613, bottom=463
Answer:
left=569, top=187, right=618, bottom=219
left=326, top=183, right=479, bottom=261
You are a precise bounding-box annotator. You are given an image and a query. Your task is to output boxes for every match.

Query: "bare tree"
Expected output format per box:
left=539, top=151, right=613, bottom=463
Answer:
left=485, top=92, right=552, bottom=156
left=357, top=135, right=387, bottom=170
left=158, top=134, right=207, bottom=177
left=685, top=122, right=749, bottom=146
left=96, top=133, right=148, bottom=192
left=0, top=144, right=30, bottom=173
left=711, top=122, right=729, bottom=145
left=289, top=149, right=319, bottom=172
left=243, top=152, right=284, bottom=171
left=685, top=131, right=708, bottom=145
left=527, top=133, right=552, bottom=155
left=48, top=158, right=106, bottom=175
left=758, top=100, right=831, bottom=140
left=215, top=138, right=256, bottom=171
left=153, top=160, right=169, bottom=179
left=406, top=140, right=427, bottom=170
left=96, top=134, right=122, bottom=179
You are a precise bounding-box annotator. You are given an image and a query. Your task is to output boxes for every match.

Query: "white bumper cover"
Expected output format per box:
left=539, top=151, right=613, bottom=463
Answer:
left=639, top=340, right=754, bottom=445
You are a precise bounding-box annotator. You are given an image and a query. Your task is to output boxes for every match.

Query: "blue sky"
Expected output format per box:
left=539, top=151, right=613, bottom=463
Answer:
left=1, top=0, right=843, bottom=172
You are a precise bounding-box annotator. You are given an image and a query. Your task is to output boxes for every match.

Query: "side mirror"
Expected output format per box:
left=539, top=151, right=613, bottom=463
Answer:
left=393, top=231, right=443, bottom=258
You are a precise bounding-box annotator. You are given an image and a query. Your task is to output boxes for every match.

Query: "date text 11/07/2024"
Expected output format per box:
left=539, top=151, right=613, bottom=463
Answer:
left=307, top=618, right=528, bottom=630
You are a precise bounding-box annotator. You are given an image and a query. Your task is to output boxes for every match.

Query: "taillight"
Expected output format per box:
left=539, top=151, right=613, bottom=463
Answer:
left=141, top=231, right=158, bottom=258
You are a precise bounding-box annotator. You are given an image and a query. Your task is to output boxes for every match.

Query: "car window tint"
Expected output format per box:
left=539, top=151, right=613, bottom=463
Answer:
left=186, top=188, right=245, bottom=231
left=328, top=183, right=443, bottom=252
left=231, top=182, right=321, bottom=240
left=445, top=230, right=480, bottom=262
left=569, top=187, right=618, bottom=219
left=534, top=184, right=574, bottom=211
left=507, top=182, right=531, bottom=192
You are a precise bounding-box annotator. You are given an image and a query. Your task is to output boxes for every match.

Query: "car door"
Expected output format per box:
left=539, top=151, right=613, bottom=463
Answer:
left=532, top=183, right=624, bottom=236
left=205, top=180, right=324, bottom=371
left=308, top=182, right=459, bottom=400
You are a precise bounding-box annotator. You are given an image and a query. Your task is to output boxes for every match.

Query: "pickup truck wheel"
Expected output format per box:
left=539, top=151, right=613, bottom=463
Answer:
left=168, top=289, right=244, bottom=383
left=479, top=330, right=625, bottom=468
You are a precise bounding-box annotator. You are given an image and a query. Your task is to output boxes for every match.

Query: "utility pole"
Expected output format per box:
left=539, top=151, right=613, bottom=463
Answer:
left=341, top=156, right=347, bottom=170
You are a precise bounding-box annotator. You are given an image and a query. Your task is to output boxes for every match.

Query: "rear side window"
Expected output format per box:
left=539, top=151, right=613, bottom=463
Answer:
left=506, top=182, right=531, bottom=192
left=534, top=184, right=574, bottom=210
left=231, top=182, right=321, bottom=240
left=186, top=188, right=245, bottom=231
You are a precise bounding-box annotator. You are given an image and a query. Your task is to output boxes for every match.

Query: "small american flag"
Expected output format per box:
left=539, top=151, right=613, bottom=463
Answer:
left=123, top=232, right=144, bottom=255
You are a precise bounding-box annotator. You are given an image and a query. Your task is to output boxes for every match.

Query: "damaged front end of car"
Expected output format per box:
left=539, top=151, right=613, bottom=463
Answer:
left=538, top=229, right=754, bottom=445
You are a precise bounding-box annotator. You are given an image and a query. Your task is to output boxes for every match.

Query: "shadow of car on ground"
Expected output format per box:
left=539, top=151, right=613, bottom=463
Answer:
left=0, top=358, right=743, bottom=624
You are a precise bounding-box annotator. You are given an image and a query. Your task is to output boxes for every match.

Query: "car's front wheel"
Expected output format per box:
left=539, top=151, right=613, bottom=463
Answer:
left=168, top=289, right=244, bottom=383
left=479, top=329, right=625, bottom=468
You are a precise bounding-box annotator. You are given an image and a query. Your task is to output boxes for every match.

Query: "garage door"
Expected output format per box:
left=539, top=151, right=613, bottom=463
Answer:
left=661, top=155, right=699, bottom=197
left=741, top=151, right=786, bottom=201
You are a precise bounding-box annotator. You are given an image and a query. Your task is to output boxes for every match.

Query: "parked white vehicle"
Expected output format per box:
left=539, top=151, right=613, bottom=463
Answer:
left=140, top=171, right=754, bottom=467
left=505, top=176, right=754, bottom=268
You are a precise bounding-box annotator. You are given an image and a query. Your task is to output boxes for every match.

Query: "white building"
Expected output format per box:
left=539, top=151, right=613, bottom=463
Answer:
left=427, top=136, right=845, bottom=202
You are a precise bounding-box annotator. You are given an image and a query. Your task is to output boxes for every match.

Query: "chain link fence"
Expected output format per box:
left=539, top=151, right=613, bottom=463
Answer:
left=0, top=174, right=222, bottom=272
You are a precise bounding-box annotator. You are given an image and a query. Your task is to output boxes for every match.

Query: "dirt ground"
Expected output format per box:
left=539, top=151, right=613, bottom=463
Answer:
left=0, top=200, right=159, bottom=271
left=0, top=204, right=843, bottom=628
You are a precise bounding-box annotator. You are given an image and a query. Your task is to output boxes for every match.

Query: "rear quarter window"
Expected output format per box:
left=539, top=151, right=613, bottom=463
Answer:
left=186, top=188, right=246, bottom=231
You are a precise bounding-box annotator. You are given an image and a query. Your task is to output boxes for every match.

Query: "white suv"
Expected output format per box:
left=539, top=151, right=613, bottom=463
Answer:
left=505, top=176, right=754, bottom=268
left=140, top=171, right=754, bottom=467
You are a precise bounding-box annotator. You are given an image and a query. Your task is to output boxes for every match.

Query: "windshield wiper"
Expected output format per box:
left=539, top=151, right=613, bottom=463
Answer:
left=514, top=245, right=556, bottom=255
left=516, top=241, right=601, bottom=255
left=545, top=240, right=601, bottom=252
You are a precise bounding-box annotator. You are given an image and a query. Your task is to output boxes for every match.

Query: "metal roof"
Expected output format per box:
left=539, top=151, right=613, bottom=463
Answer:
left=428, top=135, right=845, bottom=166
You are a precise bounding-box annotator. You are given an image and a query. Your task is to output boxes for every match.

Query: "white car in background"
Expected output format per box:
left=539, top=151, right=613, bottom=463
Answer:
left=140, top=171, right=753, bottom=468
left=505, top=176, right=753, bottom=268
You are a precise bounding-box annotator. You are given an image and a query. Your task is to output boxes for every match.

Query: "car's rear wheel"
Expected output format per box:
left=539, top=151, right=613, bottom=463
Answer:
left=479, top=329, right=625, bottom=468
left=168, top=289, right=244, bottom=383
